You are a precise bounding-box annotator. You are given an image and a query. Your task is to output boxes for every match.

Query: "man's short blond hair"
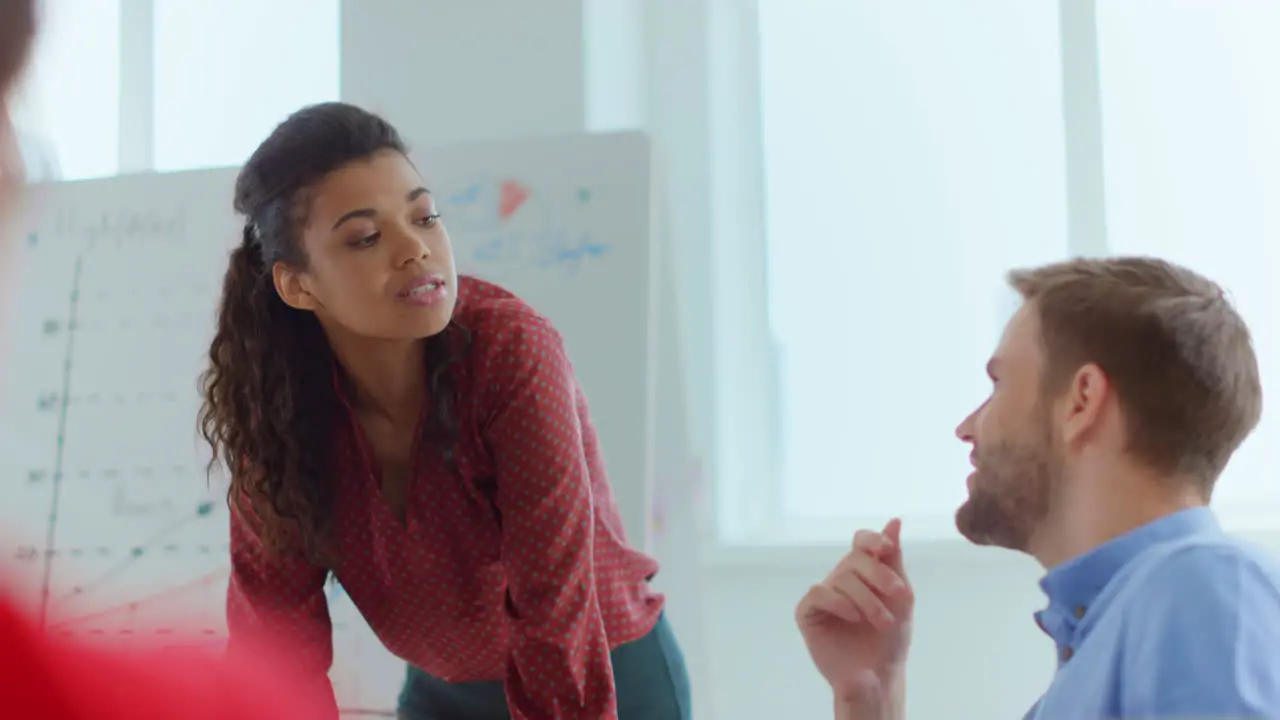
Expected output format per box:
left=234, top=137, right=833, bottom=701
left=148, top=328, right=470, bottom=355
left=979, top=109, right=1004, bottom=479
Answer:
left=1009, top=256, right=1261, bottom=495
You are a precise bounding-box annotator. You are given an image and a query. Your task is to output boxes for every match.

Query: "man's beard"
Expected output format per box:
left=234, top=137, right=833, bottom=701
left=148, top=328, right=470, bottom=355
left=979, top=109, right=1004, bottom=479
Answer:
left=955, top=422, right=1058, bottom=552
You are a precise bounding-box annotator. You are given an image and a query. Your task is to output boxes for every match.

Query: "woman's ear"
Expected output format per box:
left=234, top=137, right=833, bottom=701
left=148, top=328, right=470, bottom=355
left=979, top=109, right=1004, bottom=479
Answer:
left=272, top=262, right=320, bottom=311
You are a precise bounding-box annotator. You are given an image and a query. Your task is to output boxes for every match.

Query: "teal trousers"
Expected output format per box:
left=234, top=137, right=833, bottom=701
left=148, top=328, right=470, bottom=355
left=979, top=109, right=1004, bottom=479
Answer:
left=396, top=612, right=691, bottom=719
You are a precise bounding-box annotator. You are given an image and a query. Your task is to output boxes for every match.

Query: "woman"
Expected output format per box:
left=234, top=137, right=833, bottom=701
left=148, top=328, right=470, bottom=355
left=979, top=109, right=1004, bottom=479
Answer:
left=0, top=2, right=324, bottom=717
left=199, top=101, right=692, bottom=720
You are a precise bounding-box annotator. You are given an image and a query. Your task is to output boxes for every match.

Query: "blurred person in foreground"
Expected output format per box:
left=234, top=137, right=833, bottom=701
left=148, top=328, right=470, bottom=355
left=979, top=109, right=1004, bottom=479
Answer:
left=797, top=257, right=1280, bottom=719
left=0, top=2, right=325, bottom=717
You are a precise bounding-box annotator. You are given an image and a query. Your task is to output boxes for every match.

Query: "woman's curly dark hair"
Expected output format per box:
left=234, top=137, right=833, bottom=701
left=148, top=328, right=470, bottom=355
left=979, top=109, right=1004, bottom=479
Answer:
left=198, top=102, right=466, bottom=564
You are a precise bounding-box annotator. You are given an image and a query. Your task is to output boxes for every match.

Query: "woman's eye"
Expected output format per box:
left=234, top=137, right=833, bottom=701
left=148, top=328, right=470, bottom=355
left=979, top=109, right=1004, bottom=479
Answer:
left=351, top=233, right=379, bottom=248
left=416, top=213, right=440, bottom=228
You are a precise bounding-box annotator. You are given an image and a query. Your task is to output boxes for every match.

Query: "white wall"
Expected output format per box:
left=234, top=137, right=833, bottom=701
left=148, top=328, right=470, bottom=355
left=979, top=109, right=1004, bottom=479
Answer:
left=707, top=545, right=1051, bottom=719
left=338, top=2, right=1085, bottom=719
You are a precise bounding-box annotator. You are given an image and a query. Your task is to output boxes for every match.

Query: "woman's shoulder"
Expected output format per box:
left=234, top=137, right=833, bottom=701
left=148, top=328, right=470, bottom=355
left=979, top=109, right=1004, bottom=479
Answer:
left=454, top=275, right=562, bottom=348
left=452, top=276, right=573, bottom=397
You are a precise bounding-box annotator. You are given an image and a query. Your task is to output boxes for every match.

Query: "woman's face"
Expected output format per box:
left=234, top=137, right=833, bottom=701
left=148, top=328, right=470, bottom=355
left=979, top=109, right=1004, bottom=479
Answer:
left=271, top=149, right=459, bottom=345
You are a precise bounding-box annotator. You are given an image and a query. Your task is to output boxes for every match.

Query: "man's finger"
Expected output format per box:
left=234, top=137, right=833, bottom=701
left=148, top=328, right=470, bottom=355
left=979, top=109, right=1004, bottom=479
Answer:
left=852, top=529, right=892, bottom=555
left=829, top=571, right=895, bottom=629
left=797, top=583, right=863, bottom=626
left=882, top=517, right=902, bottom=543
left=879, top=518, right=908, bottom=578
left=843, top=552, right=908, bottom=600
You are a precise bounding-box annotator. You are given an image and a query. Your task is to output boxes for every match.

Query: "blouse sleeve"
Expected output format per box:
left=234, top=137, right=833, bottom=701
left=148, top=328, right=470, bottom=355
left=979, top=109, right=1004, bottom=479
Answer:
left=225, top=502, right=339, bottom=720
left=476, top=307, right=618, bottom=720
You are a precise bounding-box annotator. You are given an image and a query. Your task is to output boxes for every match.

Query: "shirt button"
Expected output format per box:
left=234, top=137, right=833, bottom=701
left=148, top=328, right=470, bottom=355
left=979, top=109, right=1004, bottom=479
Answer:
left=1061, top=646, right=1074, bottom=662
left=1073, top=606, right=1086, bottom=620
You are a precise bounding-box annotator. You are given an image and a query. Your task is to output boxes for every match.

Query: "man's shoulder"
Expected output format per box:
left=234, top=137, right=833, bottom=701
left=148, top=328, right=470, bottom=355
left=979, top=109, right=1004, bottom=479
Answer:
left=1122, top=534, right=1280, bottom=619
left=1139, top=534, right=1280, bottom=580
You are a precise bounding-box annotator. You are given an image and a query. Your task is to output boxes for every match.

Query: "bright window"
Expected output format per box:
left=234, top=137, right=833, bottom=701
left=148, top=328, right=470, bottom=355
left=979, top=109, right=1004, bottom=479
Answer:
left=757, top=1, right=1069, bottom=541
left=9, top=0, right=121, bottom=181
left=152, top=0, right=340, bottom=172
left=1097, top=0, right=1280, bottom=528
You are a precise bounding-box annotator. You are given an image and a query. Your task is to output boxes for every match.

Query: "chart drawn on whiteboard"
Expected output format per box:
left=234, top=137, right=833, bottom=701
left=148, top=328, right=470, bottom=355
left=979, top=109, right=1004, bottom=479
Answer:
left=5, top=235, right=236, bottom=642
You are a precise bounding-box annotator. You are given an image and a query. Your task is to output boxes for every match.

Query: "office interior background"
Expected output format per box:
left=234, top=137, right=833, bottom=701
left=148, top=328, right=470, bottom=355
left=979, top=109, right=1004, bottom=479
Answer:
left=6, top=1, right=1280, bottom=718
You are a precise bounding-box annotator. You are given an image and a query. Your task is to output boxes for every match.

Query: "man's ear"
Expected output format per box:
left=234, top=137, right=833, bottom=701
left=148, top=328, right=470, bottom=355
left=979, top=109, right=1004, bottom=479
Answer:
left=1059, top=362, right=1109, bottom=445
left=272, top=261, right=320, bottom=311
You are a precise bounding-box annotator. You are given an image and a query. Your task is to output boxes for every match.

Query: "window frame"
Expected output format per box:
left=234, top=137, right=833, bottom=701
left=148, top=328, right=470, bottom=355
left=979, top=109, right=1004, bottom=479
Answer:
left=10, top=0, right=126, bottom=181
left=704, top=0, right=1110, bottom=552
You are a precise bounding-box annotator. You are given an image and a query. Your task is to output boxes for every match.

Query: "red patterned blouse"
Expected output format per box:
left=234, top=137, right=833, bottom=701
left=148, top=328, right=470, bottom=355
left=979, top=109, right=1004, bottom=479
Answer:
left=225, top=277, right=664, bottom=720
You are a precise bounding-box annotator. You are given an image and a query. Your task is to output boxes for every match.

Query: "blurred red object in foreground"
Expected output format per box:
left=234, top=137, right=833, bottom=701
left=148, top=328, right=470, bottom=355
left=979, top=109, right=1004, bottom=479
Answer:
left=0, top=590, right=331, bottom=719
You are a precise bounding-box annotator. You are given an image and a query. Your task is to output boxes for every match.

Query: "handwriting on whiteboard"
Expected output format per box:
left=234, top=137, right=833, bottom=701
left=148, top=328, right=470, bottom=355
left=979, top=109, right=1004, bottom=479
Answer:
left=38, top=207, right=188, bottom=250
left=441, top=178, right=609, bottom=275
left=470, top=229, right=608, bottom=275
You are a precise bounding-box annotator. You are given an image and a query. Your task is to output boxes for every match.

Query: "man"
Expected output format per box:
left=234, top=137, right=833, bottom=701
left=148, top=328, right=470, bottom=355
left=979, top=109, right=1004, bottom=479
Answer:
left=0, top=2, right=324, bottom=717
left=797, top=257, right=1280, bottom=719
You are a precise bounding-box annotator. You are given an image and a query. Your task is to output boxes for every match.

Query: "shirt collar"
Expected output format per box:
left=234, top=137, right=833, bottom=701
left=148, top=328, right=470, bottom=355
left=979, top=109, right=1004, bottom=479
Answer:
left=1035, top=507, right=1220, bottom=640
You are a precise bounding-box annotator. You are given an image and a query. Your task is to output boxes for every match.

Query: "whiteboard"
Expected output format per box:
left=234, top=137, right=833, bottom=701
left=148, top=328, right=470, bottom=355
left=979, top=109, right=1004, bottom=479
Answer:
left=0, top=130, right=657, bottom=712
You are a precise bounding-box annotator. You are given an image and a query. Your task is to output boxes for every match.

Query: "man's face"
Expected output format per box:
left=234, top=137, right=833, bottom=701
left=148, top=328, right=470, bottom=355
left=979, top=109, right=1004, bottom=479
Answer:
left=954, top=302, right=1062, bottom=551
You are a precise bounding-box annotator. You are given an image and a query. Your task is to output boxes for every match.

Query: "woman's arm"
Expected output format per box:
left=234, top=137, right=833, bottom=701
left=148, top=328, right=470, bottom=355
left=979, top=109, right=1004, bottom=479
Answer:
left=476, top=305, right=618, bottom=720
left=226, top=503, right=338, bottom=719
